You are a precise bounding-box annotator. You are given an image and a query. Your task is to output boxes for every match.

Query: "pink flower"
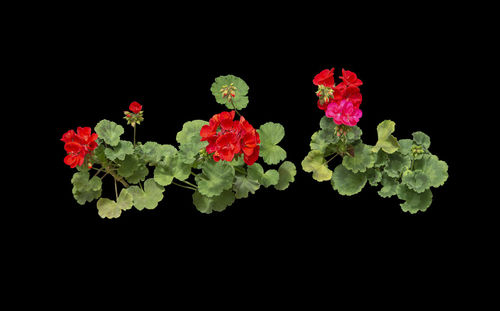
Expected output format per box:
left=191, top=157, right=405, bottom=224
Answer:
left=325, top=99, right=362, bottom=126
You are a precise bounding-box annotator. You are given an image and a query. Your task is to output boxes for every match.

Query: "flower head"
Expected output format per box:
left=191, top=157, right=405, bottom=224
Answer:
left=313, top=68, right=335, bottom=88
left=200, top=111, right=260, bottom=165
left=325, top=99, right=363, bottom=127
left=129, top=101, right=142, bottom=114
left=61, top=127, right=98, bottom=168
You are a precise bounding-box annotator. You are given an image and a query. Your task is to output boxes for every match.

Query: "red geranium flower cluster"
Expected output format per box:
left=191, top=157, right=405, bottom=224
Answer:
left=313, top=68, right=363, bottom=126
left=200, top=111, right=260, bottom=165
left=61, top=127, right=98, bottom=168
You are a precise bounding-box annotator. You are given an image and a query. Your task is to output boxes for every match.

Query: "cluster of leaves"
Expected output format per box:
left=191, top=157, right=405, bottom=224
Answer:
left=302, top=117, right=448, bottom=214
left=69, top=75, right=296, bottom=219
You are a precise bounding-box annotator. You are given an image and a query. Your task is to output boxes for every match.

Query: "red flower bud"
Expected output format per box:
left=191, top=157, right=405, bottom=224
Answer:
left=129, top=101, right=142, bottom=114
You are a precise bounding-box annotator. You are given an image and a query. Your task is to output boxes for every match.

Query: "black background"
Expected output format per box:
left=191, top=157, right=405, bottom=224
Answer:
left=13, top=7, right=495, bottom=304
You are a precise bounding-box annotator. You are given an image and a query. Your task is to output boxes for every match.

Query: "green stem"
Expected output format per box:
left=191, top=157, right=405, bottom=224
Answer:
left=179, top=179, right=197, bottom=188
left=230, top=100, right=242, bottom=117
left=325, top=153, right=339, bottom=164
left=133, top=125, right=137, bottom=147
left=106, top=166, right=129, bottom=188
left=172, top=181, right=197, bottom=191
left=114, top=178, right=118, bottom=201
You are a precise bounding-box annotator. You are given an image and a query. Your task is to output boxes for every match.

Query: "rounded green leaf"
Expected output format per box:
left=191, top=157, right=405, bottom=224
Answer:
left=319, top=116, right=337, bottom=131
left=104, top=141, right=134, bottom=161
left=412, top=131, right=431, bottom=149
left=396, top=184, right=433, bottom=214
left=176, top=120, right=209, bottom=164
left=384, top=152, right=411, bottom=178
left=331, top=164, right=367, bottom=196
left=258, top=122, right=287, bottom=165
left=402, top=169, right=431, bottom=193
left=372, top=120, right=400, bottom=154
left=275, top=161, right=296, bottom=191
left=127, top=179, right=165, bottom=211
left=192, top=190, right=236, bottom=214
left=310, top=130, right=338, bottom=154
left=342, top=143, right=377, bottom=173
left=71, top=171, right=102, bottom=205
left=210, top=75, right=250, bottom=110
left=195, top=160, right=235, bottom=198
left=139, top=142, right=177, bottom=165
left=413, top=154, right=448, bottom=188
left=95, top=120, right=124, bottom=147
left=366, top=168, right=382, bottom=186
left=154, top=153, right=192, bottom=186
left=233, top=174, right=261, bottom=199
left=302, top=150, right=332, bottom=182
left=398, top=139, right=414, bottom=155
left=377, top=173, right=400, bottom=198
left=96, top=189, right=133, bottom=219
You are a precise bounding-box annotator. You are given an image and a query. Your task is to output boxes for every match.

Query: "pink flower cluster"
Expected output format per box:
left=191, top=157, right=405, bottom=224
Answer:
left=313, top=68, right=363, bottom=126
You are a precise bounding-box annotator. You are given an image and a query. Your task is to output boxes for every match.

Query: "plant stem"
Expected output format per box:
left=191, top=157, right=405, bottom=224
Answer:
left=230, top=100, right=242, bottom=117
left=133, top=125, right=137, bottom=147
left=114, top=178, right=118, bottom=201
left=106, top=166, right=129, bottom=187
left=172, top=181, right=197, bottom=191
left=180, top=179, right=197, bottom=188
left=325, top=153, right=339, bottom=164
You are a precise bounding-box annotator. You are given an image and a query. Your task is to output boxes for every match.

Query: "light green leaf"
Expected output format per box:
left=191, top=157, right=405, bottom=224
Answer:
left=195, top=160, right=235, bottom=197
left=210, top=75, right=250, bottom=110
left=372, top=120, right=399, bottom=154
left=176, top=120, right=209, bottom=164
left=320, top=116, right=337, bottom=131
left=140, top=142, right=177, bottom=165
left=258, top=122, right=287, bottom=165
left=123, top=159, right=149, bottom=185
left=154, top=153, right=192, bottom=186
left=94, top=120, right=124, bottom=147
left=275, top=161, right=296, bottom=190
left=127, top=179, right=165, bottom=211
left=384, top=152, right=411, bottom=178
left=346, top=126, right=363, bottom=143
left=402, top=169, right=431, bottom=193
left=261, top=169, right=280, bottom=188
left=366, top=168, right=382, bottom=186
left=192, top=190, right=236, bottom=214
left=398, top=139, right=414, bottom=155
left=331, top=164, right=367, bottom=196
left=96, top=189, right=134, bottom=219
left=310, top=130, right=338, bottom=154
left=104, top=141, right=134, bottom=161
left=342, top=143, right=377, bottom=173
left=412, top=131, right=431, bottom=149
left=233, top=174, right=261, bottom=199
left=302, top=150, right=332, bottom=182
left=71, top=171, right=102, bottom=205
left=377, top=173, right=400, bottom=198
left=118, top=154, right=139, bottom=178
left=413, top=154, right=448, bottom=188
left=397, top=184, right=433, bottom=214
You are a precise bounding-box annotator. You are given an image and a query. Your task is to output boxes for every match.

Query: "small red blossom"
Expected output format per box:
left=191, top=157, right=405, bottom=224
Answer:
left=129, top=101, right=142, bottom=114
left=339, top=69, right=363, bottom=87
left=313, top=68, right=335, bottom=88
left=200, top=111, right=260, bottom=165
left=61, top=127, right=98, bottom=168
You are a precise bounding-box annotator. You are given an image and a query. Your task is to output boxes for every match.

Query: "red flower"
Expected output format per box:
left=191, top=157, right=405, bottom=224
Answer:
left=339, top=69, right=363, bottom=87
left=200, top=111, right=260, bottom=165
left=313, top=68, right=335, bottom=88
left=61, top=127, right=98, bottom=168
left=129, top=101, right=142, bottom=114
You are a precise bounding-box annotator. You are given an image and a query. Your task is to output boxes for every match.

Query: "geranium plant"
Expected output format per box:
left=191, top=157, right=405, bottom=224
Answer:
left=302, top=68, right=449, bottom=214
left=61, top=75, right=296, bottom=219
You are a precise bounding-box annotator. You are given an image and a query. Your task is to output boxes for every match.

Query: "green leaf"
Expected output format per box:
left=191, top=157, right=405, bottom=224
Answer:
left=372, top=120, right=400, bottom=154
left=233, top=174, right=261, bottom=199
left=275, top=161, right=296, bottom=191
left=342, top=143, right=377, bottom=173
left=319, top=116, right=337, bottom=131
left=366, top=168, right=382, bottom=186
left=384, top=152, right=411, bottom=178
left=154, top=153, right=192, bottom=186
left=261, top=169, right=280, bottom=188
left=258, top=122, right=287, bottom=165
left=377, top=173, right=400, bottom=198
left=402, top=169, right=431, bottom=193
left=210, top=75, right=250, bottom=110
left=374, top=150, right=389, bottom=168
left=140, top=142, right=177, bottom=165
left=398, top=139, right=414, bottom=155
left=346, top=126, right=363, bottom=143
left=95, top=120, right=124, bottom=147
left=176, top=120, right=209, bottom=164
left=104, top=141, right=134, bottom=161
left=310, top=130, right=338, bottom=154
left=96, top=189, right=134, bottom=219
left=331, top=164, right=367, bottom=196
left=118, top=154, right=139, bottom=178
left=413, top=154, right=449, bottom=188
left=71, top=171, right=102, bottom=205
left=412, top=131, right=431, bottom=149
left=93, top=144, right=108, bottom=164
left=192, top=190, right=236, bottom=214
left=396, top=184, right=433, bottom=214
left=302, top=150, right=332, bottom=182
left=195, top=160, right=235, bottom=198
left=127, top=179, right=165, bottom=211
